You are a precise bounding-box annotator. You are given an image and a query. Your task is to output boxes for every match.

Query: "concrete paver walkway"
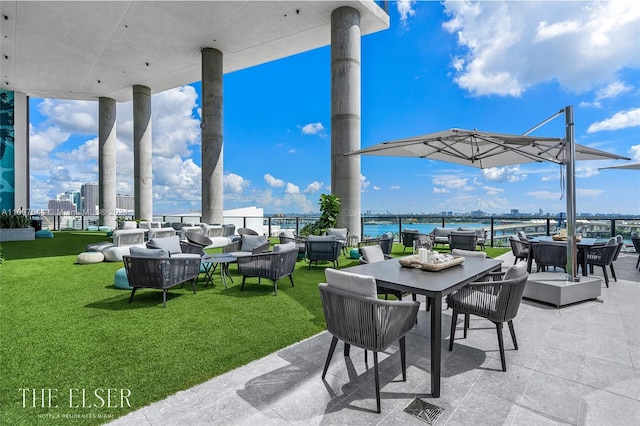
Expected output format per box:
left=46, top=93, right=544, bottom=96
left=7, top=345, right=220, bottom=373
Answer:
left=109, top=252, right=640, bottom=425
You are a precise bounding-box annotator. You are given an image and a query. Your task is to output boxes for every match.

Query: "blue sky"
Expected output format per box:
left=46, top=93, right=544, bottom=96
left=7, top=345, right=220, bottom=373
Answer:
left=28, top=1, right=640, bottom=216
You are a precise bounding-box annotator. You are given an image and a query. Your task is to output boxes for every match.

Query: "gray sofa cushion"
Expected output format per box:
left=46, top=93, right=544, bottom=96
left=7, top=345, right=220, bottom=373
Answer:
left=129, top=247, right=170, bottom=258
left=273, top=242, right=296, bottom=252
left=241, top=234, right=268, bottom=252
left=148, top=236, right=182, bottom=254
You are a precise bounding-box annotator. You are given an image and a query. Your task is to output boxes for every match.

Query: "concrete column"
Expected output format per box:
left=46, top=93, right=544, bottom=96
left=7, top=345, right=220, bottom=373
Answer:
left=331, top=7, right=361, bottom=241
left=13, top=92, right=29, bottom=211
left=201, top=48, right=224, bottom=224
left=98, top=97, right=117, bottom=230
left=133, top=85, right=153, bottom=221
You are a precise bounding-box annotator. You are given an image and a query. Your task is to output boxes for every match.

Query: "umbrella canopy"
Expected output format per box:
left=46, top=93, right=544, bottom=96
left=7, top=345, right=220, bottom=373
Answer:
left=349, top=128, right=628, bottom=168
left=348, top=119, right=629, bottom=281
left=598, top=162, right=640, bottom=171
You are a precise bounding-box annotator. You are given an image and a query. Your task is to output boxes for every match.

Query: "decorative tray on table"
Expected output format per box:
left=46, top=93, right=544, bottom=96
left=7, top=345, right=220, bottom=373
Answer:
left=399, top=254, right=464, bottom=272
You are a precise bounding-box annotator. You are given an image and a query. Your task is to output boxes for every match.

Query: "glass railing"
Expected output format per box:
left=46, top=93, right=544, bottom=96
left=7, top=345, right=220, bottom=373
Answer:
left=32, top=213, right=639, bottom=249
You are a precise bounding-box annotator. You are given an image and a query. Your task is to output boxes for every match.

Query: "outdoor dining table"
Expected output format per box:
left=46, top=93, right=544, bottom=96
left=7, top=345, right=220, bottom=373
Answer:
left=342, top=255, right=502, bottom=398
left=526, top=236, right=604, bottom=276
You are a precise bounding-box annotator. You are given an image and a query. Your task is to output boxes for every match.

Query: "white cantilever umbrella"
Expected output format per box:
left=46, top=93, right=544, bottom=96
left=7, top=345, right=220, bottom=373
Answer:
left=348, top=107, right=630, bottom=280
left=598, top=163, right=640, bottom=171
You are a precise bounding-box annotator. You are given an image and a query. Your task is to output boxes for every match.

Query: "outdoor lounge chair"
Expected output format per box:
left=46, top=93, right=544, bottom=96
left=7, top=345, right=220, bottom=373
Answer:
left=358, top=232, right=394, bottom=256
left=401, top=229, right=420, bottom=252
left=608, top=235, right=624, bottom=282
left=319, top=268, right=419, bottom=413
left=325, top=228, right=349, bottom=255
left=448, top=231, right=478, bottom=252
left=279, top=230, right=306, bottom=256
left=236, top=242, right=298, bottom=295
left=222, top=234, right=270, bottom=258
left=305, top=235, right=342, bottom=269
left=122, top=247, right=201, bottom=308
left=447, top=262, right=529, bottom=372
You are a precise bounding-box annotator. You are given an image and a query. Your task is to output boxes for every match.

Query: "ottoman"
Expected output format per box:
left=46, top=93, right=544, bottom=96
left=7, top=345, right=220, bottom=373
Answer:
left=77, top=251, right=104, bottom=264
left=114, top=267, right=132, bottom=290
left=35, top=229, right=54, bottom=238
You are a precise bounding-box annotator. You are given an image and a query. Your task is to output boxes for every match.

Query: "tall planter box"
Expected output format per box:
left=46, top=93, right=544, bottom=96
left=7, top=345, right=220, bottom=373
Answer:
left=0, top=227, right=36, bottom=241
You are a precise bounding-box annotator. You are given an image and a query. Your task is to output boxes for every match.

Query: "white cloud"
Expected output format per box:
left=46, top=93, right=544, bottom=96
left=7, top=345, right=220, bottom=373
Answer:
left=397, top=0, right=416, bottom=26
left=443, top=1, right=640, bottom=96
left=575, top=165, right=599, bottom=178
left=37, top=99, right=97, bottom=134
left=595, top=81, right=632, bottom=100
left=630, top=144, right=640, bottom=162
left=482, top=185, right=504, bottom=196
left=390, top=185, right=401, bottom=190
left=300, top=122, right=324, bottom=135
left=534, top=20, right=581, bottom=42
left=481, top=166, right=527, bottom=183
left=224, top=173, right=249, bottom=193
left=304, top=181, right=323, bottom=193
left=432, top=175, right=468, bottom=188
left=361, top=174, right=370, bottom=191
left=587, top=108, right=640, bottom=133
left=527, top=190, right=562, bottom=200
left=433, top=187, right=450, bottom=194
left=373, top=186, right=381, bottom=191
left=264, top=173, right=285, bottom=187
left=577, top=188, right=604, bottom=197
left=284, top=183, right=300, bottom=194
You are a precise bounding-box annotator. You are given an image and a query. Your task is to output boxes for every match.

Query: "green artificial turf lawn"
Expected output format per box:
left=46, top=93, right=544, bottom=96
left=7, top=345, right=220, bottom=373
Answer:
left=0, top=232, right=508, bottom=425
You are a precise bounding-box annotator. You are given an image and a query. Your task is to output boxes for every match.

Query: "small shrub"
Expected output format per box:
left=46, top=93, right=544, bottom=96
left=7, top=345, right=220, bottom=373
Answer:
left=0, top=212, right=31, bottom=228
left=299, top=194, right=341, bottom=236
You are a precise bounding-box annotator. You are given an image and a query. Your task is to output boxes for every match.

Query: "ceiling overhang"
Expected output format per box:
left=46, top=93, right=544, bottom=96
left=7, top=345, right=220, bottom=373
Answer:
left=1, top=1, right=389, bottom=102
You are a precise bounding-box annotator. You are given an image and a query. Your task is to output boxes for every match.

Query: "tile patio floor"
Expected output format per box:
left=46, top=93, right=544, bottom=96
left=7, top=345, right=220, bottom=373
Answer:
left=109, top=251, right=640, bottom=425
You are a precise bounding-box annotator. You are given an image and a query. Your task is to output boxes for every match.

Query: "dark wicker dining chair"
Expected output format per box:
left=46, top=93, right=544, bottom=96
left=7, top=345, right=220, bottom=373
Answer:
left=319, top=268, right=419, bottom=413
left=447, top=262, right=529, bottom=372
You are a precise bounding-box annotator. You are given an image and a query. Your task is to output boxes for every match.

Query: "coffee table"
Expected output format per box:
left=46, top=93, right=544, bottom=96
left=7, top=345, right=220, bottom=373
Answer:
left=201, top=254, right=235, bottom=289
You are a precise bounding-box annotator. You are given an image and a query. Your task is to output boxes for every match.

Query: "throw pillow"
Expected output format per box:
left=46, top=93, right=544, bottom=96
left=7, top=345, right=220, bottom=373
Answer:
left=325, top=268, right=377, bottom=299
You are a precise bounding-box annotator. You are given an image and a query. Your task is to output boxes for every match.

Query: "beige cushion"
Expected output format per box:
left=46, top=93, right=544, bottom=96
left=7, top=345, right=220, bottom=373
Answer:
left=503, top=262, right=528, bottom=280
left=360, top=245, right=386, bottom=263
left=77, top=251, right=104, bottom=264
left=325, top=268, right=377, bottom=299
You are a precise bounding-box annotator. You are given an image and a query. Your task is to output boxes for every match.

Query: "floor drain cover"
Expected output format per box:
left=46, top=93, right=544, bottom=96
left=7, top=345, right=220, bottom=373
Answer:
left=404, top=398, right=444, bottom=424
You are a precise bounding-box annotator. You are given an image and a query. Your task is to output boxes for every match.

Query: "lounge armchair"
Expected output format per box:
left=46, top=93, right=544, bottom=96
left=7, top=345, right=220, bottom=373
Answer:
left=319, top=268, right=419, bottom=413
left=448, top=231, right=478, bottom=252
left=305, top=235, right=342, bottom=269
left=122, top=247, right=201, bottom=307
left=429, top=227, right=453, bottom=249
left=223, top=234, right=270, bottom=258
left=326, top=228, right=349, bottom=255
left=279, top=230, right=306, bottom=256
left=236, top=242, right=298, bottom=295
left=447, top=262, right=529, bottom=372
left=401, top=229, right=419, bottom=252
left=147, top=235, right=204, bottom=256
left=457, top=227, right=487, bottom=249
left=358, top=232, right=394, bottom=256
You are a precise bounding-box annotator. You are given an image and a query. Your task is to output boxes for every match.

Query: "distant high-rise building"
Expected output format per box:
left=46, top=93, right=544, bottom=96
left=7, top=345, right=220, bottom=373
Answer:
left=81, top=183, right=99, bottom=215
left=47, top=199, right=76, bottom=215
left=116, top=194, right=135, bottom=212
left=510, top=209, right=520, bottom=215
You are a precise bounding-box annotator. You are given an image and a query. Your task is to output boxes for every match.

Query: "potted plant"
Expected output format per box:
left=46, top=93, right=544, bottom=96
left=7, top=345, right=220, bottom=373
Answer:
left=0, top=211, right=35, bottom=241
left=299, top=194, right=341, bottom=236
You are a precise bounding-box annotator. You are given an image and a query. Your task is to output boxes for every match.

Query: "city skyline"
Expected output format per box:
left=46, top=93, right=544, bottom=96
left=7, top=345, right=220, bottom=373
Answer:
left=27, top=1, right=640, bottom=216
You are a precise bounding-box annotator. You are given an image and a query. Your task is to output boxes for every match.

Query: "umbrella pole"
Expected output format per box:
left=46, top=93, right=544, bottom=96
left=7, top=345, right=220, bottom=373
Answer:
left=564, top=105, right=579, bottom=281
